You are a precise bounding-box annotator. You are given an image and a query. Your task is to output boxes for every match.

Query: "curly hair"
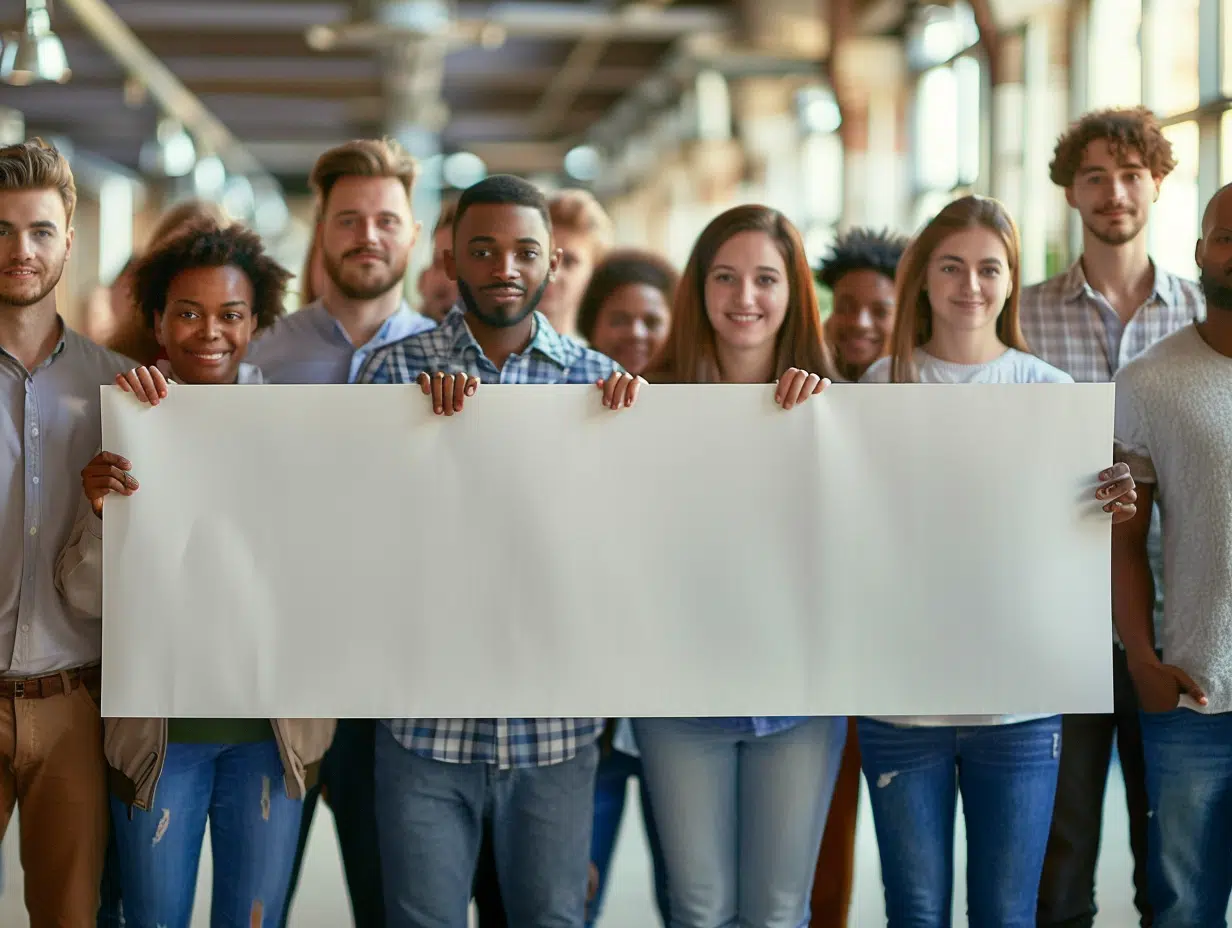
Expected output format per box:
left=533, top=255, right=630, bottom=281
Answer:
left=576, top=249, right=679, bottom=343
left=816, top=227, right=909, bottom=291
left=130, top=220, right=291, bottom=330
left=1049, top=106, right=1177, bottom=187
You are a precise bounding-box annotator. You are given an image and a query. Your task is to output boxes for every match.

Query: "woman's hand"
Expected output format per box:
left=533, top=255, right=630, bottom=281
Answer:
left=116, top=366, right=169, bottom=406
left=82, top=451, right=138, bottom=515
left=774, top=369, right=830, bottom=410
left=596, top=372, right=644, bottom=410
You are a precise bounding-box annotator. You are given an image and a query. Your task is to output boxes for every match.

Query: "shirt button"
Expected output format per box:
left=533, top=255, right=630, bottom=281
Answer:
left=31, top=476, right=39, bottom=485
left=20, top=625, right=28, bottom=633
left=30, top=427, right=38, bottom=437
left=29, top=526, right=37, bottom=536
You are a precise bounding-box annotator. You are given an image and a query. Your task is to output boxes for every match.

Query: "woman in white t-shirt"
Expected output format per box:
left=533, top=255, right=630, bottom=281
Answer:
left=858, top=195, right=1139, bottom=926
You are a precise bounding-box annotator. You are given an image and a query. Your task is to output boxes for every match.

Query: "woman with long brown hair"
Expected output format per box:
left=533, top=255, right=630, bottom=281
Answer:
left=858, top=195, right=1139, bottom=926
left=634, top=205, right=847, bottom=928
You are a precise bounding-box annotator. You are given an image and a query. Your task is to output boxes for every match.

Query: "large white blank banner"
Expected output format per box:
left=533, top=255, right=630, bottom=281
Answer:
left=100, top=383, right=1115, bottom=719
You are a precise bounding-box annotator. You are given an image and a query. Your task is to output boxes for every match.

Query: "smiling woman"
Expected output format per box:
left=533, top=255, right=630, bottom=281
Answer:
left=129, top=219, right=291, bottom=386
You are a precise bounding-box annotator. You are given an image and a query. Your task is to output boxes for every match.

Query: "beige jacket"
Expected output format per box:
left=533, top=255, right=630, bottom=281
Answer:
left=56, top=506, right=337, bottom=810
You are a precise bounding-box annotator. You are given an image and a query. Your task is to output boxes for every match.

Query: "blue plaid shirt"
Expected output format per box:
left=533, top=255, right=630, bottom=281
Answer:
left=359, top=306, right=617, bottom=767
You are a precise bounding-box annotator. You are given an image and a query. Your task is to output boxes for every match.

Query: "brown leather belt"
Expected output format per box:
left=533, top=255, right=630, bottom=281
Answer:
left=0, top=664, right=101, bottom=699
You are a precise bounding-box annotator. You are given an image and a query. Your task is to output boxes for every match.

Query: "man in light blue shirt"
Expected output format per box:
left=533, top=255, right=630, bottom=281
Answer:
left=248, top=144, right=434, bottom=386
left=264, top=138, right=432, bottom=928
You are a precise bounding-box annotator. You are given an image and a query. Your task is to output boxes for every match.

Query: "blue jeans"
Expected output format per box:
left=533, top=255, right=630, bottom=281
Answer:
left=857, top=716, right=1062, bottom=928
left=588, top=747, right=669, bottom=926
left=633, top=716, right=847, bottom=928
left=1141, top=708, right=1232, bottom=928
left=110, top=740, right=303, bottom=928
left=374, top=724, right=597, bottom=928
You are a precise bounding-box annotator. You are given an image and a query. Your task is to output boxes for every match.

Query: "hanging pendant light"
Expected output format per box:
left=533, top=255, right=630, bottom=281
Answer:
left=1, top=0, right=71, bottom=86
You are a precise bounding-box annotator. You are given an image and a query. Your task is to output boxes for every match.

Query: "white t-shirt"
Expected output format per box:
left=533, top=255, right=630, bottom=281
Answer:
left=861, top=345, right=1074, bottom=727
left=860, top=347, right=1075, bottom=385
left=1114, top=324, right=1232, bottom=713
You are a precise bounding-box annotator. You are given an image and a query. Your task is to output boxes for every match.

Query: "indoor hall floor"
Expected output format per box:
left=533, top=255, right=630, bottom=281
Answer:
left=0, top=757, right=1226, bottom=925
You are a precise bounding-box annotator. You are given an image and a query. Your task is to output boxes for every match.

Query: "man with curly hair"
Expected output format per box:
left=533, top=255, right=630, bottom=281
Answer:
left=817, top=228, right=909, bottom=382
left=1021, top=106, right=1205, bottom=928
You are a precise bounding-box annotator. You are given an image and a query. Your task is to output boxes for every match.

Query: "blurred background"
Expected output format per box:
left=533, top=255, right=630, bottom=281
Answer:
left=0, top=0, right=1224, bottom=326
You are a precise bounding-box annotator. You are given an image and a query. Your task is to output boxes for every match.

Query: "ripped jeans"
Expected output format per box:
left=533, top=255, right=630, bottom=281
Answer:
left=857, top=716, right=1062, bottom=928
left=110, top=740, right=303, bottom=928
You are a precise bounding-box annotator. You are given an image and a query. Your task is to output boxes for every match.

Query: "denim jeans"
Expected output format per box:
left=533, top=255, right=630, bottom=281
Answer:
left=374, top=723, right=598, bottom=928
left=110, top=740, right=303, bottom=928
left=281, top=718, right=383, bottom=928
left=588, top=747, right=669, bottom=926
left=632, top=716, right=847, bottom=928
left=857, top=716, right=1061, bottom=928
left=1140, top=708, right=1232, bottom=928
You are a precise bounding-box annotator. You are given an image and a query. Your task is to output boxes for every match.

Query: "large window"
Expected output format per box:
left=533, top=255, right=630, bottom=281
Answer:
left=1145, top=0, right=1200, bottom=113
left=1152, top=121, right=1201, bottom=276
left=908, top=2, right=984, bottom=224
left=1088, top=0, right=1142, bottom=107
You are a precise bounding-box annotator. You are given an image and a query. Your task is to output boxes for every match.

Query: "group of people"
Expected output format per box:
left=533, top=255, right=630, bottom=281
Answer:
left=0, top=101, right=1227, bottom=928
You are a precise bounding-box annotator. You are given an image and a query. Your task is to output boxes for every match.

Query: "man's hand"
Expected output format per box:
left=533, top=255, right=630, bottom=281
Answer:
left=1096, top=463, right=1138, bottom=523
left=1128, top=653, right=1207, bottom=713
left=775, top=369, right=830, bottom=409
left=596, top=372, right=644, bottom=409
left=418, top=371, right=479, bottom=416
left=82, top=451, right=138, bottom=515
left=116, top=366, right=169, bottom=405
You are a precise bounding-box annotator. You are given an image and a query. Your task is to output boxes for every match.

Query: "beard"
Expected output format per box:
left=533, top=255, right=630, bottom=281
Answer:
left=323, top=247, right=408, bottom=301
left=1084, top=209, right=1147, bottom=247
left=458, top=276, right=549, bottom=330
left=0, top=254, right=67, bottom=309
left=1200, top=272, right=1232, bottom=312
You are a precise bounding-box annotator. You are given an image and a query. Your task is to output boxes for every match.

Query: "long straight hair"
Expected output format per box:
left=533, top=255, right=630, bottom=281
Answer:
left=653, top=205, right=838, bottom=384
left=889, top=195, right=1028, bottom=383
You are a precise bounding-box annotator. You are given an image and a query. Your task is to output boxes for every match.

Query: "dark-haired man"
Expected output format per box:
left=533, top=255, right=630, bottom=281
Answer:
left=359, top=174, right=639, bottom=928
left=1111, top=181, right=1232, bottom=928
left=1020, top=106, right=1205, bottom=928
left=0, top=139, right=132, bottom=924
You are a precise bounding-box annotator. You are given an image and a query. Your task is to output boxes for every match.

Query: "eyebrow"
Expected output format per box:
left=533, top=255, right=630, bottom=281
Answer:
left=1077, top=163, right=1145, bottom=175
left=466, top=235, right=544, bottom=247
left=170, top=298, right=250, bottom=308
left=711, top=264, right=782, bottom=274
left=0, top=219, right=58, bottom=230
left=937, top=254, right=1004, bottom=265
left=333, top=209, right=402, bottom=220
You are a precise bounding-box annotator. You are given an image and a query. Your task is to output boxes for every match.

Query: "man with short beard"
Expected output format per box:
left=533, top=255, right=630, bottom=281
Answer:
left=1111, top=181, right=1232, bottom=928
left=259, top=139, right=433, bottom=928
left=1020, top=106, right=1205, bottom=928
left=0, top=138, right=132, bottom=924
left=249, top=138, right=434, bottom=385
left=358, top=174, right=639, bottom=928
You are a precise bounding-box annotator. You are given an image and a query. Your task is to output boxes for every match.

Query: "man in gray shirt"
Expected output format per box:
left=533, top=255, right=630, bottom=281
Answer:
left=0, top=139, right=132, bottom=923
left=1113, top=182, right=1232, bottom=928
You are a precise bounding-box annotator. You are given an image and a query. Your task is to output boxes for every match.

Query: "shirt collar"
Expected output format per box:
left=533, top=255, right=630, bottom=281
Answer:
left=307, top=299, right=426, bottom=348
left=1064, top=257, right=1180, bottom=309
left=442, top=307, right=573, bottom=368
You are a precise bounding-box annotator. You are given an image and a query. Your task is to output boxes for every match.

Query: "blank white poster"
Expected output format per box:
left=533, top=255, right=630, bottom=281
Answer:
left=100, top=383, right=1115, bottom=719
